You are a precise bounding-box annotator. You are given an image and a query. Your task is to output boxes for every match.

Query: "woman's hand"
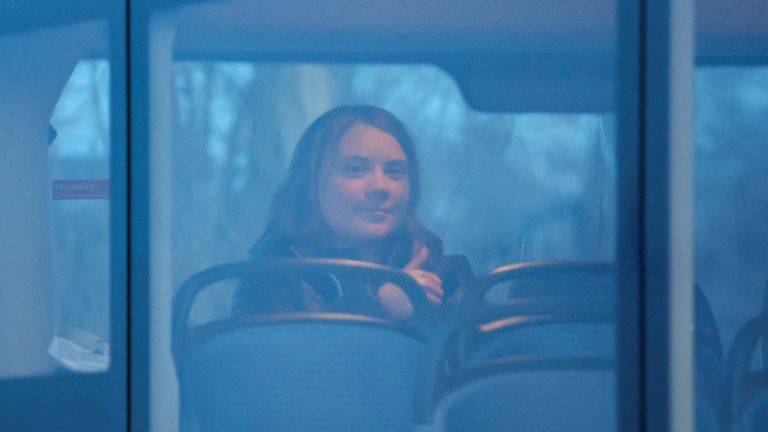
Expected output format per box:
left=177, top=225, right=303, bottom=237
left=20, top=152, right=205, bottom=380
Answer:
left=403, top=245, right=444, bottom=306
left=377, top=245, right=443, bottom=320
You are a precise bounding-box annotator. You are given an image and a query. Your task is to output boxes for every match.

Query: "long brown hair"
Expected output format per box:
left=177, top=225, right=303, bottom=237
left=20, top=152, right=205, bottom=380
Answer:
left=261, top=105, right=440, bottom=259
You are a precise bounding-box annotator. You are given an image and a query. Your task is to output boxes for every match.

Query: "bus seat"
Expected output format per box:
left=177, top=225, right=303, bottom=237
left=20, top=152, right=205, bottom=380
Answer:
left=463, top=262, right=615, bottom=364
left=415, top=262, right=615, bottom=431
left=418, top=261, right=724, bottom=432
left=172, top=259, right=430, bottom=432
left=436, top=360, right=615, bottom=432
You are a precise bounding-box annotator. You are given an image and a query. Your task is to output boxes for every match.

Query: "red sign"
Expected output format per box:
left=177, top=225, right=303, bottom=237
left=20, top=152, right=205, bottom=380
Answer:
left=52, top=179, right=110, bottom=200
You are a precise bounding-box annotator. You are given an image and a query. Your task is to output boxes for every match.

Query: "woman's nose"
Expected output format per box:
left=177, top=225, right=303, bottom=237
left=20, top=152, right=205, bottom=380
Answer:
left=366, top=168, right=390, bottom=194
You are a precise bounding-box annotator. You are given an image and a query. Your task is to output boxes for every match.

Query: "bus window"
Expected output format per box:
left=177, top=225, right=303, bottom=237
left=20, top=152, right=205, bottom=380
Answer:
left=137, top=2, right=618, bottom=430
left=691, top=3, right=768, bottom=430
left=168, top=61, right=615, bottom=303
left=0, top=2, right=127, bottom=429
left=0, top=23, right=111, bottom=379
left=693, top=66, right=768, bottom=431
left=165, top=61, right=616, bottom=431
left=48, top=60, right=112, bottom=373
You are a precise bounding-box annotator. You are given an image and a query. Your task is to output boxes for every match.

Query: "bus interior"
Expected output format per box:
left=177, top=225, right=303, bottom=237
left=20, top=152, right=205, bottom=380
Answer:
left=1, top=0, right=768, bottom=431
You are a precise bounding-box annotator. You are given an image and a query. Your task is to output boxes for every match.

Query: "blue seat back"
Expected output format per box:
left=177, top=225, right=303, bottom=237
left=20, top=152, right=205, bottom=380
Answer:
left=173, top=259, right=431, bottom=432
left=179, top=318, right=425, bottom=432
left=437, top=367, right=614, bottom=432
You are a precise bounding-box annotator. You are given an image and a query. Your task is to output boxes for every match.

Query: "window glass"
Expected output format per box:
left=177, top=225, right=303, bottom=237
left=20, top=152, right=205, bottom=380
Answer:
left=693, top=66, right=768, bottom=431
left=48, top=60, right=112, bottom=373
left=144, top=2, right=618, bottom=431
left=170, top=62, right=616, bottom=284
left=0, top=23, right=112, bottom=378
left=159, top=61, right=617, bottom=430
left=694, top=67, right=768, bottom=348
left=1, top=0, right=122, bottom=429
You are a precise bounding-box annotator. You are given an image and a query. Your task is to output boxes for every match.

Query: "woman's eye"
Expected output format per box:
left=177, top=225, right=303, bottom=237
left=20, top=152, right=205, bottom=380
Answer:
left=385, top=165, right=408, bottom=179
left=339, top=163, right=368, bottom=176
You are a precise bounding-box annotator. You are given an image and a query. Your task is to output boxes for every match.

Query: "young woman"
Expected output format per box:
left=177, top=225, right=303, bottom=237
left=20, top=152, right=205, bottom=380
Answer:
left=232, top=105, right=473, bottom=321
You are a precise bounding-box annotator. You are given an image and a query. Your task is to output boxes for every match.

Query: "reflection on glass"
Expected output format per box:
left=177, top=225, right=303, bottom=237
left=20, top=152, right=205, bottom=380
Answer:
left=694, top=66, right=768, bottom=432
left=0, top=23, right=110, bottom=378
left=48, top=60, right=111, bottom=373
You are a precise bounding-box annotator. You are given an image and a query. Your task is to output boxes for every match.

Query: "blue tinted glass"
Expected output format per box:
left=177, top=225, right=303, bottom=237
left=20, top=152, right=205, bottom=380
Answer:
left=144, top=2, right=617, bottom=431
left=0, top=23, right=111, bottom=378
left=694, top=66, right=768, bottom=432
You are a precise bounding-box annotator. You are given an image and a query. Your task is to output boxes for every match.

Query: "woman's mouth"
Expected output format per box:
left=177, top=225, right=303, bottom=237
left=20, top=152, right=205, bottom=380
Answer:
left=360, top=207, right=394, bottom=221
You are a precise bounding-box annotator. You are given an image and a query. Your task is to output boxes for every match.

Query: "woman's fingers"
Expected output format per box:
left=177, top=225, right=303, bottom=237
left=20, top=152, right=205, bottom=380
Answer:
left=405, top=269, right=444, bottom=306
left=402, top=245, right=444, bottom=305
left=407, top=268, right=441, bottom=286
left=426, top=292, right=442, bottom=305
left=380, top=248, right=444, bottom=319
left=404, top=244, right=430, bottom=271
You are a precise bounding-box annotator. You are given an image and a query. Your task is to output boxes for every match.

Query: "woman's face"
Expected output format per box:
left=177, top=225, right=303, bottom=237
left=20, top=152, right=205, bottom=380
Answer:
left=319, top=122, right=410, bottom=246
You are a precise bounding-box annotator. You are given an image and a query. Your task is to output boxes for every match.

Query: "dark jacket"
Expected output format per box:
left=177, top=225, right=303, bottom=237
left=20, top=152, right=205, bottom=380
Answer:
left=231, top=231, right=474, bottom=322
